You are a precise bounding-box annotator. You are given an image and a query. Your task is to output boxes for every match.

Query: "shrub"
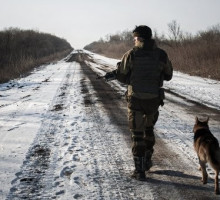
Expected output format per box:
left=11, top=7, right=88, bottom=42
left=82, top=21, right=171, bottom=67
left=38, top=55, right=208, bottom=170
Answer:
left=0, top=28, right=73, bottom=83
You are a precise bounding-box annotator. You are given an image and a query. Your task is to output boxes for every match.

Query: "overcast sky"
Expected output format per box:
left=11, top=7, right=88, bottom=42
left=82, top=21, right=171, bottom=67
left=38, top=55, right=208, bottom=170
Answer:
left=1, top=0, right=220, bottom=49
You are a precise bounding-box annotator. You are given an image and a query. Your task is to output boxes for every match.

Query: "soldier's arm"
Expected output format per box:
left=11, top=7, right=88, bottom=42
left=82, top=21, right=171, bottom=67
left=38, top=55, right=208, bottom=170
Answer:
left=116, top=50, right=132, bottom=84
left=163, top=58, right=173, bottom=81
left=159, top=49, right=173, bottom=81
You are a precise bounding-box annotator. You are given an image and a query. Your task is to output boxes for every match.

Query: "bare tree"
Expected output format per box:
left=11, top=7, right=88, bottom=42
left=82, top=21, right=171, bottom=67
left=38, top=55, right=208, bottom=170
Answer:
left=168, top=20, right=182, bottom=42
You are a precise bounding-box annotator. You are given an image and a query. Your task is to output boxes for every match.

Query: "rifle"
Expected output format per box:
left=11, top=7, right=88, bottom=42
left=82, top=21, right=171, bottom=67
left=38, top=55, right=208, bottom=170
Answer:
left=96, top=70, right=117, bottom=82
left=96, top=62, right=121, bottom=81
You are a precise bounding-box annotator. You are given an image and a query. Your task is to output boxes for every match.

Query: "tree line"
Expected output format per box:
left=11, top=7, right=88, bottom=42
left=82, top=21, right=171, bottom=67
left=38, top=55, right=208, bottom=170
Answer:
left=84, top=21, right=220, bottom=81
left=0, top=28, right=73, bottom=83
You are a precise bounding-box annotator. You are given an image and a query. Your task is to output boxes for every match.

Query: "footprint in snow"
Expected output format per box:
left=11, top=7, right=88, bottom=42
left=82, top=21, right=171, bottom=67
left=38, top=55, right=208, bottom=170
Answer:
left=73, top=194, right=83, bottom=199
left=55, top=190, right=65, bottom=196
left=73, top=154, right=80, bottom=161
left=63, top=142, right=69, bottom=146
left=74, top=176, right=80, bottom=185
left=60, top=166, right=74, bottom=178
left=63, top=161, right=70, bottom=165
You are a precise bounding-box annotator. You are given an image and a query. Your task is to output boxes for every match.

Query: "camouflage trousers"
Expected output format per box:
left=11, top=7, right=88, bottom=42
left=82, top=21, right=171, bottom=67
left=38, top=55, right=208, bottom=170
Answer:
left=127, top=96, right=160, bottom=157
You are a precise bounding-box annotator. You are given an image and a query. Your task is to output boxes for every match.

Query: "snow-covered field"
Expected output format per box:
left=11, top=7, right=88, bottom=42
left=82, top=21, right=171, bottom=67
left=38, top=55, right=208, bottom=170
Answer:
left=0, top=50, right=220, bottom=199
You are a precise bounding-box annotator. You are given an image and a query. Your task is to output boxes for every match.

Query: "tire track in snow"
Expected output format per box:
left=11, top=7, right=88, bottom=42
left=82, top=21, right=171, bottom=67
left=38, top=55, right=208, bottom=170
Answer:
left=7, top=62, right=76, bottom=199
left=79, top=59, right=155, bottom=199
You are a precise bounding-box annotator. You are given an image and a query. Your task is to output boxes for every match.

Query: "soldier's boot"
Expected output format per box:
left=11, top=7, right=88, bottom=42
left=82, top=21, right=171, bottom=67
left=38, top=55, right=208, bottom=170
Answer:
left=131, top=156, right=146, bottom=181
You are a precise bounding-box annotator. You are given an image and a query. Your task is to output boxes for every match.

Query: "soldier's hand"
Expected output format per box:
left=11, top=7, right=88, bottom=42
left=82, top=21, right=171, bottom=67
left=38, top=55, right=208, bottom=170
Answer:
left=116, top=62, right=121, bottom=67
left=104, top=70, right=116, bottom=81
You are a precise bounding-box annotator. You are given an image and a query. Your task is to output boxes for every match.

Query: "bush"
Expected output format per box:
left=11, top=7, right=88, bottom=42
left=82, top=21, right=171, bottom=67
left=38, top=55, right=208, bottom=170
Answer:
left=0, top=28, right=73, bottom=83
left=160, top=25, right=220, bottom=80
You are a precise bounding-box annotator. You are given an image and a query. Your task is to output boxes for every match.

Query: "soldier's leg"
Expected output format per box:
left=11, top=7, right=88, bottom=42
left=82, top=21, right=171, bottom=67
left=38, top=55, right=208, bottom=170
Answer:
left=142, top=111, right=158, bottom=171
left=131, top=131, right=146, bottom=156
left=153, top=111, right=159, bottom=125
left=128, top=108, right=147, bottom=180
left=141, top=97, right=160, bottom=171
left=144, top=126, right=155, bottom=171
left=128, top=109, right=146, bottom=156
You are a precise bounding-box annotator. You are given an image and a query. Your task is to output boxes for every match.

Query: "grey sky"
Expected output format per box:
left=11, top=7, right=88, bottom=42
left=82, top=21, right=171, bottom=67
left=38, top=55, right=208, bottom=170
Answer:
left=0, top=0, right=220, bottom=49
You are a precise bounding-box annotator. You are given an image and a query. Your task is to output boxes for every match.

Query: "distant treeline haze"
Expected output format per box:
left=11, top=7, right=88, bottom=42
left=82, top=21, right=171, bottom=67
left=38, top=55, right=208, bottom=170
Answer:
left=0, top=28, right=73, bottom=83
left=84, top=21, right=220, bottom=81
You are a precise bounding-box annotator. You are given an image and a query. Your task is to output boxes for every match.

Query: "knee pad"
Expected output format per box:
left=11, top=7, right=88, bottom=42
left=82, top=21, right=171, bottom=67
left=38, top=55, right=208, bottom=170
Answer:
left=128, top=110, right=145, bottom=132
left=131, top=131, right=144, bottom=141
left=131, top=131, right=146, bottom=156
left=144, top=128, right=155, bottom=148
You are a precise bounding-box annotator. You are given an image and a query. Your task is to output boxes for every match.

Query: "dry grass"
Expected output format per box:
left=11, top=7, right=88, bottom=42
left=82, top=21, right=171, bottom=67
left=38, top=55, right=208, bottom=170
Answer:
left=0, top=49, right=72, bottom=83
left=84, top=28, right=220, bottom=81
left=161, top=35, right=220, bottom=80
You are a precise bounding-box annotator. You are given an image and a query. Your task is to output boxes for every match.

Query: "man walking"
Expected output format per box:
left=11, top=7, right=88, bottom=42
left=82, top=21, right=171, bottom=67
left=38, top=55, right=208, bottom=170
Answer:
left=105, top=25, right=173, bottom=181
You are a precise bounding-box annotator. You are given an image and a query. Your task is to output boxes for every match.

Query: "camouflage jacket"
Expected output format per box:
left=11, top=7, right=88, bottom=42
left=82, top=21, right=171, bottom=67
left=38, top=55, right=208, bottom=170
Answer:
left=116, top=40, right=173, bottom=99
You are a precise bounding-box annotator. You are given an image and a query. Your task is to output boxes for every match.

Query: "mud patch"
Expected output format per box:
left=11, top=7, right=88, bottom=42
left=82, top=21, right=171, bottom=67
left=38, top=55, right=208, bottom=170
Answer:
left=66, top=51, right=94, bottom=63
left=33, top=86, right=40, bottom=91
left=31, top=145, right=51, bottom=157
left=80, top=78, right=95, bottom=106
left=66, top=53, right=79, bottom=62
left=84, top=98, right=93, bottom=106
left=42, top=78, right=50, bottom=82
left=59, top=92, right=66, bottom=97
left=8, top=145, right=51, bottom=199
left=21, top=94, right=31, bottom=99
left=51, top=104, right=64, bottom=111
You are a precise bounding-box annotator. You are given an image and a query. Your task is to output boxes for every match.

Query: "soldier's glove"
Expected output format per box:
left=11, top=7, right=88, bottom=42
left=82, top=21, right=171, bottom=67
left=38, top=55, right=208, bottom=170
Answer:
left=116, top=61, right=121, bottom=67
left=104, top=70, right=117, bottom=81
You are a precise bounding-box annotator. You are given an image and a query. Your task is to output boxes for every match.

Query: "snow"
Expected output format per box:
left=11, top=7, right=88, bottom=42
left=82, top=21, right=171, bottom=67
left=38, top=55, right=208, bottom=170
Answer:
left=165, top=71, right=220, bottom=110
left=0, top=49, right=220, bottom=199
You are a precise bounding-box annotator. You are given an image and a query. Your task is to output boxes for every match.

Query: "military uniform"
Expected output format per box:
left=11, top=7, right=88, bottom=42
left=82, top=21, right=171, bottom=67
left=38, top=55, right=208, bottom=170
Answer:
left=115, top=26, right=173, bottom=180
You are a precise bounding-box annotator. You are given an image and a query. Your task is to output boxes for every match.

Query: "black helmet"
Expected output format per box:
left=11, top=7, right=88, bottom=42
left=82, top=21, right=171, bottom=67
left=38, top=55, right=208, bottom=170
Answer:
left=133, top=25, right=152, bottom=39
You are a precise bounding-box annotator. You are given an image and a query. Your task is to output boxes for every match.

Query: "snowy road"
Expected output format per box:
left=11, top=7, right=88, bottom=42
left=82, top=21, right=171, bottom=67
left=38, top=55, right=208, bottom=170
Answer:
left=0, top=50, right=220, bottom=199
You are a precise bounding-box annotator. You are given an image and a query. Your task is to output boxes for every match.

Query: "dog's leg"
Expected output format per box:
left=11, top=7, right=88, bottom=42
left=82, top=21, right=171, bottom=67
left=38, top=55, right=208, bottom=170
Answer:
left=215, top=170, right=219, bottom=195
left=199, top=159, right=208, bottom=184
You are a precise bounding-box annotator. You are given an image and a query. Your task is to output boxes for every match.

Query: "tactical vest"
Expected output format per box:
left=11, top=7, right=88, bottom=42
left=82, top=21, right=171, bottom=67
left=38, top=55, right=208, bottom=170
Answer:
left=128, top=48, right=163, bottom=98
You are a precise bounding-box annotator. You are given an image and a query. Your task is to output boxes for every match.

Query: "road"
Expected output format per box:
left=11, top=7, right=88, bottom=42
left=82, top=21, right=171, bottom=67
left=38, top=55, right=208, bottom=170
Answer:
left=3, top=51, right=220, bottom=199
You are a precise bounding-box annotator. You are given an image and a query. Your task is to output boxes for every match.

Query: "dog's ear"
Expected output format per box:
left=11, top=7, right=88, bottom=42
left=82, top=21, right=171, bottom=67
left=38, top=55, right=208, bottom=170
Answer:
left=205, top=116, right=209, bottom=123
left=195, top=116, right=199, bottom=124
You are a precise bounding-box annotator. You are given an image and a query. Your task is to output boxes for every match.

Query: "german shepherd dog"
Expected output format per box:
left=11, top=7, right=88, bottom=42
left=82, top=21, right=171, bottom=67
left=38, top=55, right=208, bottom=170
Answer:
left=193, top=117, right=220, bottom=194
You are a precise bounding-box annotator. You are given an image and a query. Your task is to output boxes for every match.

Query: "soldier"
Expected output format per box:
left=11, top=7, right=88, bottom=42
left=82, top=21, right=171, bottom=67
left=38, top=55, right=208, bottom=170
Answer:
left=105, top=25, right=173, bottom=181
